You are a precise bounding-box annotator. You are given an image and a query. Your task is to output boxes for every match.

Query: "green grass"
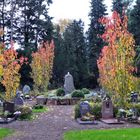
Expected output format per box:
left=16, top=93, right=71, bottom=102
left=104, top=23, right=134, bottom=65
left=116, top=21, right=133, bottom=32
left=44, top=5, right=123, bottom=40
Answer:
left=32, top=107, right=48, bottom=113
left=64, top=128, right=140, bottom=140
left=0, top=128, right=13, bottom=139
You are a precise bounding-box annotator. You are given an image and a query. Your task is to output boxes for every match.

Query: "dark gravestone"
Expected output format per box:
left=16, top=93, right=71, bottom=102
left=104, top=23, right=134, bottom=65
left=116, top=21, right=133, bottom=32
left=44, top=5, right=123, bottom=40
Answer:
left=36, top=95, right=46, bottom=105
left=14, top=97, right=24, bottom=106
left=3, top=102, right=15, bottom=114
left=101, top=97, right=124, bottom=124
left=14, top=92, right=24, bottom=106
left=101, top=98, right=113, bottom=119
left=77, top=101, right=97, bottom=125
left=131, top=92, right=138, bottom=103
left=130, top=92, right=138, bottom=122
left=80, top=101, right=90, bottom=117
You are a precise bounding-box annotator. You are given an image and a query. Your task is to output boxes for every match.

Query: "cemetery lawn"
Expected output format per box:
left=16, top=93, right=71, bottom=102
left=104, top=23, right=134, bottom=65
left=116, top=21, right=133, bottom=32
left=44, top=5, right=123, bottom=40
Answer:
left=32, top=107, right=48, bottom=113
left=0, top=128, right=13, bottom=139
left=64, top=128, right=140, bottom=140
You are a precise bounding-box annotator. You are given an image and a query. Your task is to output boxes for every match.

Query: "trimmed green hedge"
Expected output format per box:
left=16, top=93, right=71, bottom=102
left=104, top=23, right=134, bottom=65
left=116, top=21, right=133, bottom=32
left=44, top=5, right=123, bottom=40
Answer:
left=72, top=90, right=85, bottom=98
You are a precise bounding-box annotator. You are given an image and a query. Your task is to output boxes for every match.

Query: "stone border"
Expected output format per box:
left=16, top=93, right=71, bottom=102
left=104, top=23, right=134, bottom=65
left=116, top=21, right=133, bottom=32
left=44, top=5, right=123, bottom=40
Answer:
left=46, top=98, right=81, bottom=105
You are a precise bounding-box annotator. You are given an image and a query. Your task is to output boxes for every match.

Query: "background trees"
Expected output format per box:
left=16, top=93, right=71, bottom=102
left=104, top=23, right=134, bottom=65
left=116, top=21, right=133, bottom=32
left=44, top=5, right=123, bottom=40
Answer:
left=129, top=0, right=140, bottom=46
left=63, top=20, right=88, bottom=88
left=128, top=0, right=140, bottom=75
left=53, top=20, right=88, bottom=88
left=0, top=0, right=140, bottom=90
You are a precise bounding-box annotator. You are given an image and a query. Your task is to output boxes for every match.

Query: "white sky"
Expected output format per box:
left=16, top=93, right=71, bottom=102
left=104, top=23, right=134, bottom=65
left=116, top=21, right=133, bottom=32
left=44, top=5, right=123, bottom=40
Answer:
left=49, top=0, right=112, bottom=30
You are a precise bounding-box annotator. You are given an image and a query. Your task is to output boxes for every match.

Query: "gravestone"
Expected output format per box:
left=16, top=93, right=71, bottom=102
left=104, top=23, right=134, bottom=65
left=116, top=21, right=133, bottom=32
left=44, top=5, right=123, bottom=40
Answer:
left=101, top=97, right=124, bottom=124
left=36, top=95, right=46, bottom=105
left=14, top=92, right=24, bottom=106
left=77, top=101, right=97, bottom=124
left=23, top=85, right=31, bottom=94
left=101, top=96, right=113, bottom=119
left=64, top=72, right=75, bottom=94
left=80, top=101, right=90, bottom=117
left=3, top=102, right=15, bottom=114
left=130, top=92, right=138, bottom=122
left=131, top=92, right=138, bottom=103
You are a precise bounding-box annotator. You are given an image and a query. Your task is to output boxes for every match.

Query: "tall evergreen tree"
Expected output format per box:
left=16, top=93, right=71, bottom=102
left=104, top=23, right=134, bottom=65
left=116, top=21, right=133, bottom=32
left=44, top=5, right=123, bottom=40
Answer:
left=129, top=0, right=140, bottom=46
left=16, top=0, right=53, bottom=87
left=62, top=20, right=88, bottom=88
left=52, top=25, right=65, bottom=87
left=112, top=0, right=133, bottom=17
left=112, top=0, right=124, bottom=17
left=87, top=0, right=107, bottom=82
left=0, top=0, right=18, bottom=43
left=16, top=0, right=53, bottom=52
left=52, top=19, right=72, bottom=87
left=128, top=0, right=140, bottom=75
left=0, top=0, right=7, bottom=42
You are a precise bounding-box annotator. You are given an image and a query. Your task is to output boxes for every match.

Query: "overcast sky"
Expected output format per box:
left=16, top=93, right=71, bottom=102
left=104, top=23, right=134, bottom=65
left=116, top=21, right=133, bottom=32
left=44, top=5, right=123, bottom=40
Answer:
left=49, top=0, right=112, bottom=30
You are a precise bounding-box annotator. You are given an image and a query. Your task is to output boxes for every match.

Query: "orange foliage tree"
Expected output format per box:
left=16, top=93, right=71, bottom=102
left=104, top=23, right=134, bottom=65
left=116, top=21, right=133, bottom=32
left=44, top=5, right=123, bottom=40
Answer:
left=0, top=33, right=27, bottom=101
left=31, top=41, right=54, bottom=92
left=2, top=46, right=27, bottom=101
left=97, top=11, right=140, bottom=108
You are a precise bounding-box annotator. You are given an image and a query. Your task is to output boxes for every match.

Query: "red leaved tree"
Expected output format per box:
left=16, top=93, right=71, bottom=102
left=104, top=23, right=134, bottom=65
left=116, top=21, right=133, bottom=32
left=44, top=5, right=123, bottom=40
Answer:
left=97, top=11, right=139, bottom=108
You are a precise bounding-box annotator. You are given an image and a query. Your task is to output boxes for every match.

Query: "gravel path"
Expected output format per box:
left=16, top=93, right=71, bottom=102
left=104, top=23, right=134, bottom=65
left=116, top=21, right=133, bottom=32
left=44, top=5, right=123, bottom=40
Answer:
left=1, top=105, right=140, bottom=140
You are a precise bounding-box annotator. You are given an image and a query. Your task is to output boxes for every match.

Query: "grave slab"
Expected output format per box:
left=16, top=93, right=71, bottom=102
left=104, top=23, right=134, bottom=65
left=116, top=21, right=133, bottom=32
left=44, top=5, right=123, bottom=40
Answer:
left=0, top=117, right=16, bottom=124
left=77, top=118, right=98, bottom=125
left=101, top=118, right=124, bottom=124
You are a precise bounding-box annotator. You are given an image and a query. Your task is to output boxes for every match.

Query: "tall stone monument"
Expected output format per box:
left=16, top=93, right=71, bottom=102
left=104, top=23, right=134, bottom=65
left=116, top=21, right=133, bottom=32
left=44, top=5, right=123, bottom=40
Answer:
left=101, top=96, right=113, bottom=119
left=64, top=72, right=75, bottom=94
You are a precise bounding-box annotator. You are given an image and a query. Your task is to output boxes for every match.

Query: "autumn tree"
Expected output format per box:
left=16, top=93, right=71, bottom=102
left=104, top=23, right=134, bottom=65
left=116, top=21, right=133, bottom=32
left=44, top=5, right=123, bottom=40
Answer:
left=0, top=29, right=27, bottom=101
left=97, top=11, right=139, bottom=108
left=31, top=41, right=54, bottom=92
left=2, top=47, right=27, bottom=101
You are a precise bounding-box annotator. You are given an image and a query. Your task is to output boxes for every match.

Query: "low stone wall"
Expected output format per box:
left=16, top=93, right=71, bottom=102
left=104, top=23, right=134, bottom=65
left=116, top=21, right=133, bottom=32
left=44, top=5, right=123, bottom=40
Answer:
left=46, top=98, right=81, bottom=105
left=47, top=99, right=58, bottom=105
